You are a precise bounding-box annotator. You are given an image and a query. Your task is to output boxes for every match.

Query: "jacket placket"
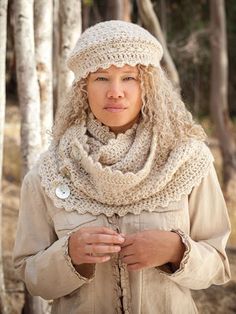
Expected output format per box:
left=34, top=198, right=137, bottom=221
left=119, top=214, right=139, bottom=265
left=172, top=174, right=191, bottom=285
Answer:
left=108, top=214, right=132, bottom=314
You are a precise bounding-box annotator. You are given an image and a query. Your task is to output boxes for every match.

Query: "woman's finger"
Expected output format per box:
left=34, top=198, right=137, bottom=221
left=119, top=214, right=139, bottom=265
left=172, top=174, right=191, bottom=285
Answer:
left=83, top=255, right=111, bottom=264
left=85, top=244, right=121, bottom=254
left=120, top=254, right=136, bottom=265
left=119, top=245, right=135, bottom=258
left=120, top=234, right=135, bottom=247
left=85, top=233, right=125, bottom=245
left=79, top=226, right=120, bottom=235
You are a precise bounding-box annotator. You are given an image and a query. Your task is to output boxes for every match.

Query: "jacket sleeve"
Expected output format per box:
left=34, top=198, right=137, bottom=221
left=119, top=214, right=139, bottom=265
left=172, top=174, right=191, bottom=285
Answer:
left=159, top=163, right=231, bottom=289
left=13, top=168, right=94, bottom=300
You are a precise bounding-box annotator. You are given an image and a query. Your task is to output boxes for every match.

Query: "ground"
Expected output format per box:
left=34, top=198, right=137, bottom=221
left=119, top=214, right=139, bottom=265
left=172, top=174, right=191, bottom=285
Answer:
left=2, top=104, right=236, bottom=313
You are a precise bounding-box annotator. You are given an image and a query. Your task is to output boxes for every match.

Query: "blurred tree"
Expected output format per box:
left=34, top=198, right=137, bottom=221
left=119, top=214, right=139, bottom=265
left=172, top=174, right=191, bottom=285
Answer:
left=90, top=0, right=125, bottom=24
left=159, top=0, right=167, bottom=38
left=82, top=0, right=131, bottom=33
left=91, top=0, right=102, bottom=24
left=105, top=0, right=124, bottom=19
left=210, top=0, right=236, bottom=197
left=57, top=0, right=82, bottom=108
left=14, top=0, right=41, bottom=178
left=123, top=0, right=132, bottom=21
left=137, top=0, right=180, bottom=89
left=153, top=0, right=210, bottom=115
left=82, top=0, right=92, bottom=30
left=14, top=0, right=44, bottom=312
left=0, top=0, right=8, bottom=209
left=226, top=0, right=236, bottom=115
left=35, top=0, right=53, bottom=151
left=6, top=0, right=16, bottom=95
left=53, top=0, right=59, bottom=113
left=0, top=0, right=10, bottom=313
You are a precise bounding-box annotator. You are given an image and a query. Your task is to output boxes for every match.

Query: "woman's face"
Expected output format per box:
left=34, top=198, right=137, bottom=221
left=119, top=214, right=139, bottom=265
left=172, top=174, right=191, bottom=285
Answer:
left=87, top=64, right=142, bottom=134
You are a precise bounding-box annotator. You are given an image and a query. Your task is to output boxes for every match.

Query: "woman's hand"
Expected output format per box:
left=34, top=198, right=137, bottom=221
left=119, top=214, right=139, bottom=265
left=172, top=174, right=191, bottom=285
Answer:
left=68, top=226, right=125, bottom=266
left=119, top=230, right=185, bottom=271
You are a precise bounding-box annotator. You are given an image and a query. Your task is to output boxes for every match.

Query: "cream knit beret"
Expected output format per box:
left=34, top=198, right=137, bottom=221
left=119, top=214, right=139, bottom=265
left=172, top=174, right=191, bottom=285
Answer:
left=67, top=20, right=163, bottom=81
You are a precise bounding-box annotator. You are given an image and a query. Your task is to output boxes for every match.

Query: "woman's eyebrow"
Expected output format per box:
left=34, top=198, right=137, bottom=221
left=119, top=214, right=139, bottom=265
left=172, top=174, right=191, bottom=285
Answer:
left=122, top=71, right=138, bottom=74
left=92, top=70, right=109, bottom=74
left=91, top=70, right=138, bottom=75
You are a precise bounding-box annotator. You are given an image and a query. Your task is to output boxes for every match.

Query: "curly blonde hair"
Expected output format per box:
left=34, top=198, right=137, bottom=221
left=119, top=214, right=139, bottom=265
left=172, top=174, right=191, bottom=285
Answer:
left=53, top=65, right=206, bottom=154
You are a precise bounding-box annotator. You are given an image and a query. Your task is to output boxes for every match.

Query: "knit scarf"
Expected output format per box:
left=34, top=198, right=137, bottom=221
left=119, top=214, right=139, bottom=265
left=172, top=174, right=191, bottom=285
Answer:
left=39, top=114, right=213, bottom=217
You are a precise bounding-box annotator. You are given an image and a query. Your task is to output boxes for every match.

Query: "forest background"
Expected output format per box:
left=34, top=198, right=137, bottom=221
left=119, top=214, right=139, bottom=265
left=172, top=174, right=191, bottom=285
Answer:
left=0, top=0, right=236, bottom=313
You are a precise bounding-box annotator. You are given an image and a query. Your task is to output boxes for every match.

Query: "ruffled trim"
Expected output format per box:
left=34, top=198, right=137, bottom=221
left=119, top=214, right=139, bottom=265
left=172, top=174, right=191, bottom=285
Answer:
left=119, top=260, right=131, bottom=314
left=111, top=255, right=123, bottom=314
left=74, top=59, right=161, bottom=82
left=39, top=142, right=213, bottom=210
left=157, top=229, right=191, bottom=276
left=38, top=144, right=213, bottom=217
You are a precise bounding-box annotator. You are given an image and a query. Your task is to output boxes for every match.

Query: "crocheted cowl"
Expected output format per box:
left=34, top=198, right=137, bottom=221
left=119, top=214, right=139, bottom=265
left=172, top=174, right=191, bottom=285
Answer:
left=39, top=113, right=213, bottom=217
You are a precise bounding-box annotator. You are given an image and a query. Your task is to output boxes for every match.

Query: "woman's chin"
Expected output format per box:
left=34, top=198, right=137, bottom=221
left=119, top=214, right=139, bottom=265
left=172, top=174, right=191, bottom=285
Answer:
left=108, top=122, right=136, bottom=134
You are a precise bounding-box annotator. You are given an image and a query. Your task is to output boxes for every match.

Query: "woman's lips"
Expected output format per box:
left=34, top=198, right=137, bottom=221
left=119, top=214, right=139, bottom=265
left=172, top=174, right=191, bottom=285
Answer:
left=104, top=104, right=127, bottom=113
left=104, top=107, right=126, bottom=112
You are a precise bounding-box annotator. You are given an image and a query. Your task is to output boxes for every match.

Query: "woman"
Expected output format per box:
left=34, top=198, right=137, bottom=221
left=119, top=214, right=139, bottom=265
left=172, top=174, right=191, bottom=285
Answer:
left=13, top=20, right=231, bottom=314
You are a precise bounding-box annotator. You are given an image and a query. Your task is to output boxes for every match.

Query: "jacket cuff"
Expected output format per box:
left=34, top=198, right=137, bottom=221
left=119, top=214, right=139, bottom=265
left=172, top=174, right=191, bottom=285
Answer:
left=63, top=234, right=95, bottom=281
left=157, top=229, right=191, bottom=276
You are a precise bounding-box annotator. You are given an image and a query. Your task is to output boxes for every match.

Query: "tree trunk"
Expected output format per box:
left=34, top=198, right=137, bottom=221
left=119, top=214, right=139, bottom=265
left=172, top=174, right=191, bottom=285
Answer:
left=210, top=0, right=236, bottom=198
left=82, top=1, right=91, bottom=30
left=136, top=0, right=180, bottom=89
left=34, top=0, right=53, bottom=151
left=91, top=1, right=102, bottom=25
left=0, top=0, right=9, bottom=313
left=14, top=0, right=43, bottom=312
left=53, top=0, right=59, bottom=112
left=105, top=0, right=124, bottom=20
left=57, top=0, right=82, bottom=108
left=14, top=0, right=42, bottom=175
left=160, top=0, right=167, bottom=39
left=123, top=0, right=132, bottom=22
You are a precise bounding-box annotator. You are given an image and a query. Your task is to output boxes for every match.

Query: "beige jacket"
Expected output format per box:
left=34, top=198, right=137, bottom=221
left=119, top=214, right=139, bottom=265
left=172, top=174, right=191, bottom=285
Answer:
left=13, top=163, right=230, bottom=314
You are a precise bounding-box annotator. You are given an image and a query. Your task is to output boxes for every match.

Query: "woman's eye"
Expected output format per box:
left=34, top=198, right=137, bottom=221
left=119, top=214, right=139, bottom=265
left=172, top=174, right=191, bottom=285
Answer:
left=123, top=76, right=136, bottom=81
left=95, top=77, right=108, bottom=81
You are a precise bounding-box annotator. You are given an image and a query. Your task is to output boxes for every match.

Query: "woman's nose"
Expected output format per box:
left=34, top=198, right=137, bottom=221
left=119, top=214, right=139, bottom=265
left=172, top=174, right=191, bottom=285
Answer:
left=106, top=82, right=124, bottom=99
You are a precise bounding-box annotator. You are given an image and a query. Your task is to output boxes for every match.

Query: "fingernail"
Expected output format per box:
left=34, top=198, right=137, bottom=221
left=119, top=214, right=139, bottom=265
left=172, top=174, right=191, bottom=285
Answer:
left=118, top=236, right=125, bottom=241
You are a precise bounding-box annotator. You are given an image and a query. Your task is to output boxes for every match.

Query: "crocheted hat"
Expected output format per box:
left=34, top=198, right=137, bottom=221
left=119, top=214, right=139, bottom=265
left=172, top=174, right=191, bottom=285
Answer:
left=67, top=20, right=163, bottom=81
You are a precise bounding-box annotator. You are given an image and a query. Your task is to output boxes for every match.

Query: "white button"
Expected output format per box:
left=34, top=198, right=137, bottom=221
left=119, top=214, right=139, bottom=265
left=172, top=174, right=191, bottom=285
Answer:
left=55, top=184, right=70, bottom=199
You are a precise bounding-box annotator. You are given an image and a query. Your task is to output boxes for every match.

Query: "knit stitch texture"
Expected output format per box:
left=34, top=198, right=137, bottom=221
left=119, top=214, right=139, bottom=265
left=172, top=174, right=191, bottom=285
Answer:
left=67, top=20, right=163, bottom=81
left=39, top=114, right=213, bottom=217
